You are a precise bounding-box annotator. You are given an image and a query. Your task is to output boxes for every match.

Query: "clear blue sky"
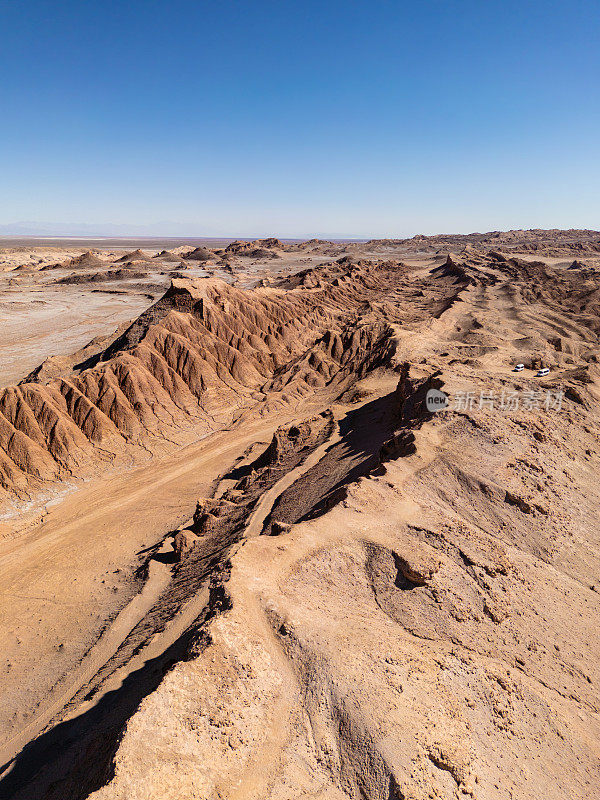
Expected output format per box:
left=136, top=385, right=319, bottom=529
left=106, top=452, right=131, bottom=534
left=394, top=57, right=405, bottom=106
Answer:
left=0, top=0, right=598, bottom=238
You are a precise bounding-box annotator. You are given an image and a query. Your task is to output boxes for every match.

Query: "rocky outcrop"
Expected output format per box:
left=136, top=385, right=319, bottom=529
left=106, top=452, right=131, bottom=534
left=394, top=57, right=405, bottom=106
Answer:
left=0, top=260, right=450, bottom=506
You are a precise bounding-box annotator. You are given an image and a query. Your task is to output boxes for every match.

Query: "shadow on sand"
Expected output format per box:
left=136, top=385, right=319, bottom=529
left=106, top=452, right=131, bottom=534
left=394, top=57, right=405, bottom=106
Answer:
left=0, top=606, right=211, bottom=800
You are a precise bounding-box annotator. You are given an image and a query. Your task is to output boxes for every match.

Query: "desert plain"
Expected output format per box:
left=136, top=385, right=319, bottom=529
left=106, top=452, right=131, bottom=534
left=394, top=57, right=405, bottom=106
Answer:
left=0, top=229, right=600, bottom=799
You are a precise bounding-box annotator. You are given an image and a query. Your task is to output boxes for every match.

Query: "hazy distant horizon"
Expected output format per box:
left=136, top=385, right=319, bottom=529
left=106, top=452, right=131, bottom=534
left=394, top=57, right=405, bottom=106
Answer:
left=1, top=222, right=598, bottom=244
left=0, top=222, right=365, bottom=242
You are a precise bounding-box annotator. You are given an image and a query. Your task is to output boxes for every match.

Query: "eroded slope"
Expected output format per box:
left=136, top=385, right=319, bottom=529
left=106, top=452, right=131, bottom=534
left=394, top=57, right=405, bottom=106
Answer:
left=3, top=253, right=600, bottom=800
left=0, top=260, right=461, bottom=511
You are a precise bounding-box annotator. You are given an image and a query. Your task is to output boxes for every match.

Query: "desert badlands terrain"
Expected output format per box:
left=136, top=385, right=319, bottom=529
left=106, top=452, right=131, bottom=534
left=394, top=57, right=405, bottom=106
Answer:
left=0, top=230, right=600, bottom=799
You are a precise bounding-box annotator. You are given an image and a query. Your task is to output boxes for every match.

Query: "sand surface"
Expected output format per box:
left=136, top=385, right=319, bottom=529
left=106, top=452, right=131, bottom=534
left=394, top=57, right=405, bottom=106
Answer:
left=1, top=231, right=600, bottom=799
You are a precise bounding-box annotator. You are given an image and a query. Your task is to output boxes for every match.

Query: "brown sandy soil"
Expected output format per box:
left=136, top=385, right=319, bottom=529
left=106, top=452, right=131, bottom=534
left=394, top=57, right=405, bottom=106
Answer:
left=1, top=232, right=600, bottom=799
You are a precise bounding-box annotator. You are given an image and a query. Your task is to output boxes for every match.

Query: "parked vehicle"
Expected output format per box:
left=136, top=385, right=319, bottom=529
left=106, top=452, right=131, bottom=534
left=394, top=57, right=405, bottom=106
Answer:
left=535, top=367, right=550, bottom=377
left=513, top=363, right=525, bottom=372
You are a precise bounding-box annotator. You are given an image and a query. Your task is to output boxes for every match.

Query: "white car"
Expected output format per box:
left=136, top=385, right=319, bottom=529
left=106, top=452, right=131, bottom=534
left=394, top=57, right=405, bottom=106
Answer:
left=513, top=363, right=524, bottom=372
left=535, top=367, right=550, bottom=377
